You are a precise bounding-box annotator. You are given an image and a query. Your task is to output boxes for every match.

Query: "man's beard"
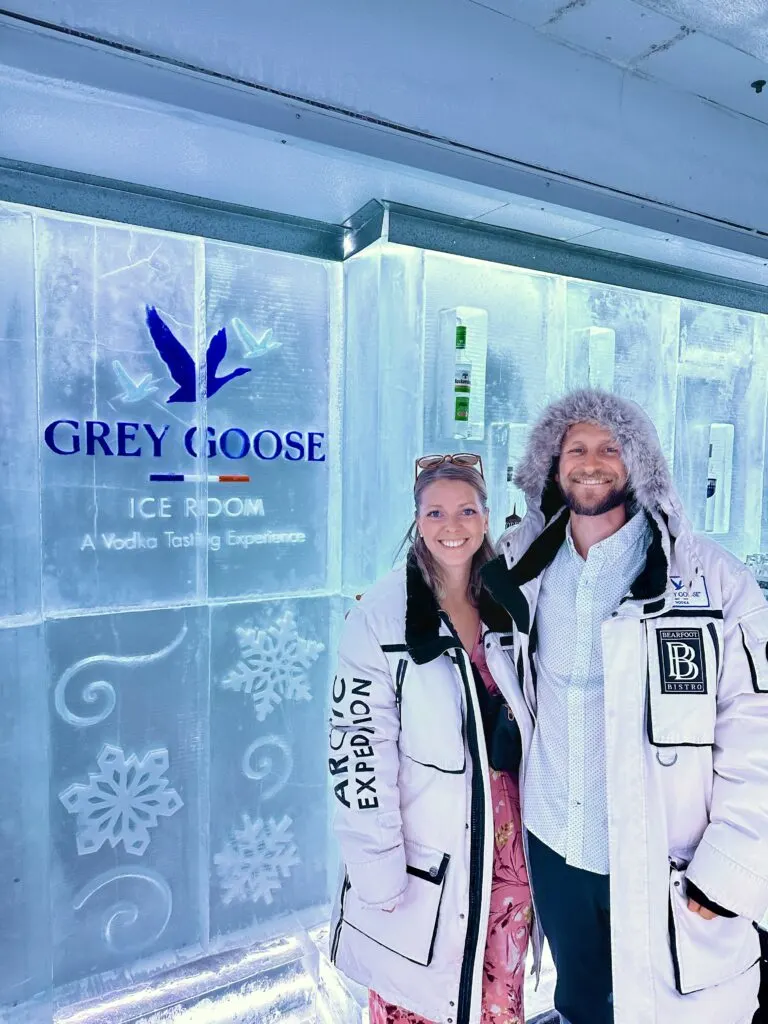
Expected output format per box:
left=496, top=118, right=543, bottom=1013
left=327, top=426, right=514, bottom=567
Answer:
left=559, top=477, right=629, bottom=517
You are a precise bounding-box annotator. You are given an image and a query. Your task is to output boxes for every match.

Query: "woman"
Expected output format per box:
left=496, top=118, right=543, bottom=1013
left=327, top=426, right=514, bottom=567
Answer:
left=328, top=454, right=533, bottom=1024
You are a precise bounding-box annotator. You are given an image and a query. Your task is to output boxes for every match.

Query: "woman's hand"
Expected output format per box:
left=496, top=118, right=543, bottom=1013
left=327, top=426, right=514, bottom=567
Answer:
left=687, top=899, right=717, bottom=920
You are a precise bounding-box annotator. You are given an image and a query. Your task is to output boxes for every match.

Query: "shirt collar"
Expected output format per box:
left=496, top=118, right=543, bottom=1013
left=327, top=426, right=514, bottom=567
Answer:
left=565, top=510, right=650, bottom=565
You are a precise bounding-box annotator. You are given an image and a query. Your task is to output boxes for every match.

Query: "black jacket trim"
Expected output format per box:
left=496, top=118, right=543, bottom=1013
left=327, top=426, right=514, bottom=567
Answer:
left=406, top=853, right=450, bottom=886
left=629, top=513, right=668, bottom=600
left=480, top=511, right=569, bottom=636
left=481, top=555, right=531, bottom=635
left=740, top=627, right=763, bottom=694
left=509, top=508, right=569, bottom=586
left=707, top=622, right=720, bottom=678
left=659, top=609, right=723, bottom=620
left=404, top=553, right=514, bottom=664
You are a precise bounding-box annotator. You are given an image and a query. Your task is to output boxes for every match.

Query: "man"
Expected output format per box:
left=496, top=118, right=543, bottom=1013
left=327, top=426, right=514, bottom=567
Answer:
left=482, top=389, right=768, bottom=1024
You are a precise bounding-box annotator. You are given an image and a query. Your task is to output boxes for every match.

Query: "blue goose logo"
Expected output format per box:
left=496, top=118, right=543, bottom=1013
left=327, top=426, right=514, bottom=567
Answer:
left=147, top=306, right=257, bottom=403
left=109, top=308, right=283, bottom=407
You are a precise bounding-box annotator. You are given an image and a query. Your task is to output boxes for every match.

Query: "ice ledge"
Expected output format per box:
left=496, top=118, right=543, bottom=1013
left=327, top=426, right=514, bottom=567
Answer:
left=5, top=928, right=362, bottom=1024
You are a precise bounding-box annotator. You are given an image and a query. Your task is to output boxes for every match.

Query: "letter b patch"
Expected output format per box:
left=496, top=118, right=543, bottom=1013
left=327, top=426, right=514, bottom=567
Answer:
left=657, top=628, right=706, bottom=694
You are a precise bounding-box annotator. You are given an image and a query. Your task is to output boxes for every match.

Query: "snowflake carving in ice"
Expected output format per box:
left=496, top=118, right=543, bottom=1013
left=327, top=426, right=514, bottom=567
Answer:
left=59, top=744, right=184, bottom=857
left=214, top=814, right=300, bottom=906
left=220, top=610, right=324, bottom=722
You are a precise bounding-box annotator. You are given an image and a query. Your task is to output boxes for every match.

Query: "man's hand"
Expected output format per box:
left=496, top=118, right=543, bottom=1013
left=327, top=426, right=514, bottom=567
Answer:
left=687, top=899, right=717, bottom=920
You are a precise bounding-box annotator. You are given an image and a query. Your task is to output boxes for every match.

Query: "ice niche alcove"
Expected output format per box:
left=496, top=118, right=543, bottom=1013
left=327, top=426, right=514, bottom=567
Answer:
left=0, top=200, right=766, bottom=1024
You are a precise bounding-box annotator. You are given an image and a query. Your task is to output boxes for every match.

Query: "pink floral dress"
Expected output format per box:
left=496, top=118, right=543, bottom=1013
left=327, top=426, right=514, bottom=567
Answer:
left=370, top=628, right=532, bottom=1024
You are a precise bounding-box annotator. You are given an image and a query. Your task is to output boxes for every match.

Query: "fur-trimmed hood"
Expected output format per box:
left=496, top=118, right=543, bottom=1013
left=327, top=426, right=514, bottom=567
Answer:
left=503, top=388, right=701, bottom=586
left=515, top=388, right=680, bottom=517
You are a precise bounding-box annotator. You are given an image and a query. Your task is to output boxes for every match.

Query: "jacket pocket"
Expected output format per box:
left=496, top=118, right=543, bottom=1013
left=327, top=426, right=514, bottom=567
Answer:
left=398, top=657, right=465, bottom=773
left=342, top=839, right=450, bottom=966
left=739, top=607, right=768, bottom=693
left=668, top=865, right=760, bottom=994
left=646, top=617, right=720, bottom=746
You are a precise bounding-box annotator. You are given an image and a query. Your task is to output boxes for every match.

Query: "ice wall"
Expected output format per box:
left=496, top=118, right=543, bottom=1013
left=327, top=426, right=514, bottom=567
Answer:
left=0, top=201, right=345, bottom=1023
left=1, top=201, right=766, bottom=1024
left=342, top=243, right=768, bottom=599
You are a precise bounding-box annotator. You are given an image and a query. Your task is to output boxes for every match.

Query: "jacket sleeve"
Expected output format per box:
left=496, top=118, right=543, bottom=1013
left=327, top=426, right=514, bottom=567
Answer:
left=328, top=603, right=407, bottom=909
left=687, top=569, right=768, bottom=921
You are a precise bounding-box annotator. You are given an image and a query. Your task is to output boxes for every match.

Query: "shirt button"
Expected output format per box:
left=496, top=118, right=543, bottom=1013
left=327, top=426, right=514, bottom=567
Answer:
left=429, top=865, right=439, bottom=877
left=460, top=913, right=466, bottom=919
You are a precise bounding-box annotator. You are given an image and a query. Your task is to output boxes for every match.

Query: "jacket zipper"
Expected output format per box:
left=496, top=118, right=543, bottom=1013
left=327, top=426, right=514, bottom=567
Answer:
left=518, top=636, right=543, bottom=978
left=488, top=631, right=543, bottom=979
left=454, top=648, right=487, bottom=1024
left=330, top=874, right=350, bottom=963
left=667, top=866, right=684, bottom=995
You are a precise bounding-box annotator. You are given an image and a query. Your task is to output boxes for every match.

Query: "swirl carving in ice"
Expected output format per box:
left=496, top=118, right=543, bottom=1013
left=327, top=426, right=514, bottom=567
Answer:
left=73, top=867, right=172, bottom=953
left=242, top=736, right=294, bottom=799
left=54, top=624, right=188, bottom=727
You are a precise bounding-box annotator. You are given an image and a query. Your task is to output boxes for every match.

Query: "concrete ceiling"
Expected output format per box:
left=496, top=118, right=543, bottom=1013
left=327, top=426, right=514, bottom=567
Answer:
left=1, top=0, right=767, bottom=285
left=5, top=0, right=768, bottom=127
left=476, top=0, right=768, bottom=124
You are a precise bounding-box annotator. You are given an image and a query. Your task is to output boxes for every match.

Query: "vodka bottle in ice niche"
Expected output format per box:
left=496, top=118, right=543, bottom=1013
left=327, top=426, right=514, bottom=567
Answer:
left=439, top=307, right=488, bottom=441
left=454, top=324, right=472, bottom=436
left=705, top=423, right=734, bottom=534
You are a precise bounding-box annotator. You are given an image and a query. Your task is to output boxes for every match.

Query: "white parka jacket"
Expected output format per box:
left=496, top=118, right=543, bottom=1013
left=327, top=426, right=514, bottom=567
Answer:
left=328, top=557, right=533, bottom=1024
left=480, top=389, right=768, bottom=1024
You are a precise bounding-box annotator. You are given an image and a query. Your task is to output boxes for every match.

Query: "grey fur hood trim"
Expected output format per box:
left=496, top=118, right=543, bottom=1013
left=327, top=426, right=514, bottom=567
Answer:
left=502, top=389, right=703, bottom=589
left=515, top=388, right=682, bottom=518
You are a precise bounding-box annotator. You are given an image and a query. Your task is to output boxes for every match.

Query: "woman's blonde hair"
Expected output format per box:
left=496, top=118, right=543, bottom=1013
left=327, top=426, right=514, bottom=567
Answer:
left=400, top=462, right=495, bottom=605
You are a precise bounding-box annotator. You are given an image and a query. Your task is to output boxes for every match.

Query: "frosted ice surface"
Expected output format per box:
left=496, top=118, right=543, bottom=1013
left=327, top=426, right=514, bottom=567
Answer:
left=0, top=209, right=40, bottom=621
left=210, top=597, right=333, bottom=942
left=565, top=281, right=681, bottom=465
left=342, top=245, right=426, bottom=592
left=0, top=626, right=50, bottom=1009
left=48, top=605, right=207, bottom=988
left=204, top=242, right=332, bottom=599
left=674, top=301, right=765, bottom=560
left=37, top=216, right=205, bottom=613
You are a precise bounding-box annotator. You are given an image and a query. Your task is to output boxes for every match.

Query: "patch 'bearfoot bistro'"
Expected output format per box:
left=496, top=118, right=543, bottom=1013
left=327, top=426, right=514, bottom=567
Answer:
left=656, top=628, right=706, bottom=694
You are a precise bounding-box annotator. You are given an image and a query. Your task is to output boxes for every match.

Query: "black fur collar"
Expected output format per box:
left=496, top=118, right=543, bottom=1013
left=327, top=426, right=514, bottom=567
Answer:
left=405, top=554, right=514, bottom=665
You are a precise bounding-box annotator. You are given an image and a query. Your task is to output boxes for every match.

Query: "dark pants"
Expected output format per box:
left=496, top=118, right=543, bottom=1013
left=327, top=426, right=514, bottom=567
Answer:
left=527, top=830, right=614, bottom=1024
left=754, top=929, right=768, bottom=1024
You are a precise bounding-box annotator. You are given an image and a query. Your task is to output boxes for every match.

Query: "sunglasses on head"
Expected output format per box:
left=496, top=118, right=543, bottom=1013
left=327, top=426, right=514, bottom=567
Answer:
left=414, top=453, right=484, bottom=482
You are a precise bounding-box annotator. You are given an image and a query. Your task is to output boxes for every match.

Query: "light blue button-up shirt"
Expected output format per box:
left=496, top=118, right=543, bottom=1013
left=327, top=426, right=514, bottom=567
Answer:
left=524, top=511, right=651, bottom=875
